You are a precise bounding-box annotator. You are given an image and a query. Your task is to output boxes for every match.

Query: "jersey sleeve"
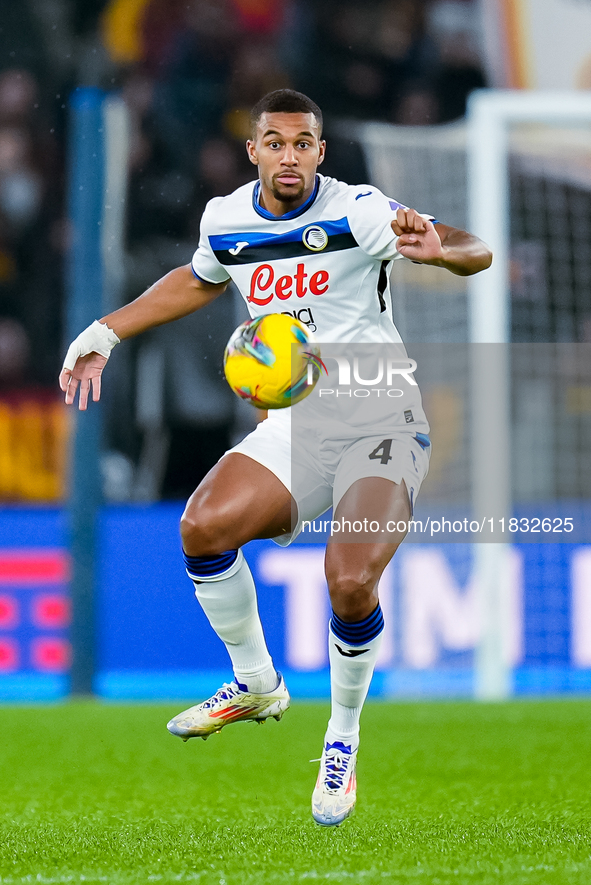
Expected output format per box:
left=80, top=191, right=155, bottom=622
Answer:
left=191, top=200, right=232, bottom=285
left=347, top=186, right=433, bottom=262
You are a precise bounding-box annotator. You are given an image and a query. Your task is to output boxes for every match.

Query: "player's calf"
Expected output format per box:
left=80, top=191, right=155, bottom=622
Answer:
left=184, top=549, right=279, bottom=694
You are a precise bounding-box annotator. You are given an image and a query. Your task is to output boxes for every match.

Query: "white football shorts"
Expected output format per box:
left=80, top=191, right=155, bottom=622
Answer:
left=225, top=412, right=431, bottom=546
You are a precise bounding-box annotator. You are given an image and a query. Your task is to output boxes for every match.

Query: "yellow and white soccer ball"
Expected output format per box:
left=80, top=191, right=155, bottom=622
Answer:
left=223, top=313, right=324, bottom=409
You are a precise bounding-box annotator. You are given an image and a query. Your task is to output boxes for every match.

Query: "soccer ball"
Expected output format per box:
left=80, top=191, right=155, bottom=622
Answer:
left=223, top=313, right=323, bottom=409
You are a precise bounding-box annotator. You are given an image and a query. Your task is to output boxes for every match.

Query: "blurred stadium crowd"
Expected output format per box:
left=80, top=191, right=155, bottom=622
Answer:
left=0, top=0, right=486, bottom=502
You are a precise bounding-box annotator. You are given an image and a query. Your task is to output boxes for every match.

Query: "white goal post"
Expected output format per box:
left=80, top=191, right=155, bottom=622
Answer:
left=467, top=90, right=591, bottom=699
left=467, top=89, right=591, bottom=344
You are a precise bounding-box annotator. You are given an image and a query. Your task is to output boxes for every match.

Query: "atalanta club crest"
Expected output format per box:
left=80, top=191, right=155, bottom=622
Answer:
left=302, top=225, right=328, bottom=251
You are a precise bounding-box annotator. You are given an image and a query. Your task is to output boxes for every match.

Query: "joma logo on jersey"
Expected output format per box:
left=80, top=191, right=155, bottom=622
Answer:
left=248, top=263, right=330, bottom=306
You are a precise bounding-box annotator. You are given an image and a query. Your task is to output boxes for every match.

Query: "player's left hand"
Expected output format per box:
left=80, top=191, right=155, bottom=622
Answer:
left=392, top=208, right=443, bottom=264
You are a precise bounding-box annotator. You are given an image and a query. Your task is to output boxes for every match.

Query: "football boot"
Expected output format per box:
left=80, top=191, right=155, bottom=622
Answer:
left=167, top=674, right=290, bottom=740
left=312, top=740, right=358, bottom=826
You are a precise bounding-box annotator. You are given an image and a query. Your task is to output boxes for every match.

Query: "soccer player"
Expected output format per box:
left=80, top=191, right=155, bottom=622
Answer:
left=60, top=90, right=491, bottom=827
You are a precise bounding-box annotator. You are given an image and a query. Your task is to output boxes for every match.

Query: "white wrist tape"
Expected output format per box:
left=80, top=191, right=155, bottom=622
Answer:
left=62, top=320, right=120, bottom=372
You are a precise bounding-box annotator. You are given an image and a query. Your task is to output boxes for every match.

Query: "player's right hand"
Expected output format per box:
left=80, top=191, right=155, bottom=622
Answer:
left=59, top=319, right=120, bottom=410
left=59, top=352, right=108, bottom=410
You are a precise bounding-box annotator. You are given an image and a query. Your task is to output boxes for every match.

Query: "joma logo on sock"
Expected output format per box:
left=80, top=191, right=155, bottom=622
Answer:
left=334, top=644, right=369, bottom=657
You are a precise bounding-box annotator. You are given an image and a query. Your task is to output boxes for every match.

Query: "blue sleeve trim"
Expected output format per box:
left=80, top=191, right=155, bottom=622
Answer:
left=191, top=264, right=229, bottom=285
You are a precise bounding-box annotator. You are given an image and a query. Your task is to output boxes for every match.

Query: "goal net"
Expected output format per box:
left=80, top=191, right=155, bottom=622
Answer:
left=349, top=92, right=591, bottom=697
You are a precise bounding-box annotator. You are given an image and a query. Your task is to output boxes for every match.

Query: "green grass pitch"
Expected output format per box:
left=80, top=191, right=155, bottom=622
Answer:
left=1, top=700, right=591, bottom=884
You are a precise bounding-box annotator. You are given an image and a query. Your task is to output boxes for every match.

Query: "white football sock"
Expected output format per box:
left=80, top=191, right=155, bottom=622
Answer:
left=325, top=626, right=383, bottom=750
left=188, top=550, right=278, bottom=694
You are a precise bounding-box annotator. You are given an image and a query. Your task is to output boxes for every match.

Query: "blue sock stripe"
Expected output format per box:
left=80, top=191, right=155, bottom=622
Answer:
left=183, top=549, right=238, bottom=578
left=330, top=604, right=384, bottom=646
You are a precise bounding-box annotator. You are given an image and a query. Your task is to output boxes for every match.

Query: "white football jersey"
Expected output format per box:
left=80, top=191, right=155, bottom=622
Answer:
left=191, top=174, right=429, bottom=343
left=191, top=174, right=431, bottom=433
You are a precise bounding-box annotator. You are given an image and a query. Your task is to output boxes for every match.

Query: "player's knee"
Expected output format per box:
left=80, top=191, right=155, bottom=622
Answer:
left=180, top=504, right=233, bottom=556
left=326, top=565, right=378, bottom=620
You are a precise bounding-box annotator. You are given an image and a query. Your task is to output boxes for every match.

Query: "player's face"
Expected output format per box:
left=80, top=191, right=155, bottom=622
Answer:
left=247, top=112, right=326, bottom=215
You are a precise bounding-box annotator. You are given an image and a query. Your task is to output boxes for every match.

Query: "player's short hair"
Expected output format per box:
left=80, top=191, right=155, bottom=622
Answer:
left=250, top=89, right=323, bottom=137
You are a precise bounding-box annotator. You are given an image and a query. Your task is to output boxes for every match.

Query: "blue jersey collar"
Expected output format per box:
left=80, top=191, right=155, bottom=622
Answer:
left=253, top=175, right=320, bottom=221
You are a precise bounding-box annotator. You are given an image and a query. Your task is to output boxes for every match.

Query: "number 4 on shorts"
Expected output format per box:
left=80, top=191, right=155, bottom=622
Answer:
left=368, top=439, right=393, bottom=465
